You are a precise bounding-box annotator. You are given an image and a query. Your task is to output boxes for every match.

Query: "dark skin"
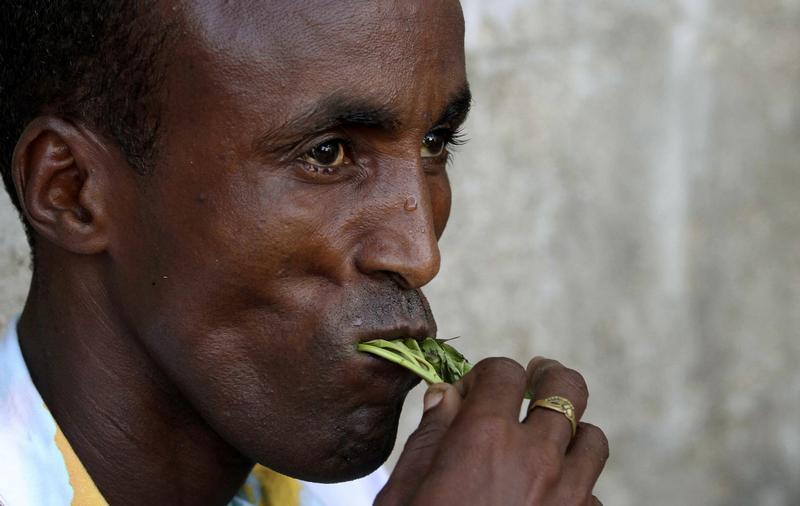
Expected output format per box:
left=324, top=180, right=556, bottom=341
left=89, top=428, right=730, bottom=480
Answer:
left=11, top=1, right=608, bottom=504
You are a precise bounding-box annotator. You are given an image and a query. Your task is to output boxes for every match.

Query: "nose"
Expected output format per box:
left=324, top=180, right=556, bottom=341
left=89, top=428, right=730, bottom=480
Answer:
left=354, top=173, right=442, bottom=290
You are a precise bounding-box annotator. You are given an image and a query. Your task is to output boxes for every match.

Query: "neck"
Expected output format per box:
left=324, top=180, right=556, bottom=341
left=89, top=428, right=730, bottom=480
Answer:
left=17, top=253, right=253, bottom=506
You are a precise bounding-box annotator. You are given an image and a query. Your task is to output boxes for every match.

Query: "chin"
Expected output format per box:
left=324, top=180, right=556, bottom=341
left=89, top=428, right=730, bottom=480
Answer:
left=280, top=396, right=405, bottom=483
left=315, top=437, right=396, bottom=483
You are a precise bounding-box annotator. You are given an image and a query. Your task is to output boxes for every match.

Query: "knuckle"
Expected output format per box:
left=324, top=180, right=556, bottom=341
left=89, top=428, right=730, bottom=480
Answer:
left=473, top=357, right=527, bottom=384
left=476, top=356, right=525, bottom=375
left=559, top=368, right=589, bottom=398
left=581, top=423, right=610, bottom=460
left=526, top=356, right=558, bottom=374
left=537, top=366, right=589, bottom=412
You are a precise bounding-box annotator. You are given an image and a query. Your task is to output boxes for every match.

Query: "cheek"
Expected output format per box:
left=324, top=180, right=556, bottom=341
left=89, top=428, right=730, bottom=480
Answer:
left=429, top=173, right=452, bottom=238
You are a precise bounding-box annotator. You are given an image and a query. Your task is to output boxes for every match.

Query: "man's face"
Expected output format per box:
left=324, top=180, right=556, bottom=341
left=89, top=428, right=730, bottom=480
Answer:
left=107, top=0, right=467, bottom=481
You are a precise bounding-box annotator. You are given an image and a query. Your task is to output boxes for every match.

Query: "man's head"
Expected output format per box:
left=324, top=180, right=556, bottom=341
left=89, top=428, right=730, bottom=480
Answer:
left=3, top=0, right=469, bottom=482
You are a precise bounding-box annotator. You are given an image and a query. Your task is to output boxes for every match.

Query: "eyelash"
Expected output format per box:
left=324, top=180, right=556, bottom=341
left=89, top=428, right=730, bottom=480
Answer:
left=444, top=126, right=466, bottom=148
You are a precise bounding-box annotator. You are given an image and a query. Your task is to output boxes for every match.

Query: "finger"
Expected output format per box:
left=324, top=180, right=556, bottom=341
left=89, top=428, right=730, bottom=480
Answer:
left=453, top=357, right=528, bottom=420
left=562, top=423, right=609, bottom=495
left=522, top=357, right=589, bottom=452
left=376, top=383, right=462, bottom=505
left=591, top=496, right=603, bottom=506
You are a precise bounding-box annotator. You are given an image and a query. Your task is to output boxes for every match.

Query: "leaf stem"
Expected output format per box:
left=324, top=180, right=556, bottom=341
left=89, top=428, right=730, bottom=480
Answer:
left=357, top=341, right=444, bottom=384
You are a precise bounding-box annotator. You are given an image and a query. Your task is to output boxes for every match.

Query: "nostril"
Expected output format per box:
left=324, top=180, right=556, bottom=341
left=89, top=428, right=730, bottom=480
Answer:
left=386, top=271, right=410, bottom=290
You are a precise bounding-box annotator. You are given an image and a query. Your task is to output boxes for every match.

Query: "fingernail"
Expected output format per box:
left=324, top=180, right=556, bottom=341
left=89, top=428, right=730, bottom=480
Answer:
left=423, top=387, right=445, bottom=412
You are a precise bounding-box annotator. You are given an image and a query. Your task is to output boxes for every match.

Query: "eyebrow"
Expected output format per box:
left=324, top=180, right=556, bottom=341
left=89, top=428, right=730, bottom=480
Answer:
left=254, top=96, right=400, bottom=155
left=254, top=82, right=472, bottom=155
left=434, top=84, right=472, bottom=128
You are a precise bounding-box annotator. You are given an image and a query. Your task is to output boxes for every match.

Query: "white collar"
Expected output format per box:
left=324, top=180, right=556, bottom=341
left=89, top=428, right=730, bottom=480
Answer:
left=0, top=317, right=75, bottom=505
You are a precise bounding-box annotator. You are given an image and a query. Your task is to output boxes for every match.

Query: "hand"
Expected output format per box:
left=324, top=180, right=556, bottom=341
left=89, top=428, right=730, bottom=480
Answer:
left=376, top=357, right=608, bottom=505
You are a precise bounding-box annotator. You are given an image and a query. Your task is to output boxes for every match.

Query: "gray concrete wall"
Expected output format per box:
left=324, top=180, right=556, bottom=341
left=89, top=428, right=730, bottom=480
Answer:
left=0, top=204, right=29, bottom=330
left=2, top=1, right=799, bottom=504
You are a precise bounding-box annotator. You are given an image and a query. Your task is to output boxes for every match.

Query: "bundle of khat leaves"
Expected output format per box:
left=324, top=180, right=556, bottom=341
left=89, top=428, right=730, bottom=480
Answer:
left=357, top=337, right=472, bottom=385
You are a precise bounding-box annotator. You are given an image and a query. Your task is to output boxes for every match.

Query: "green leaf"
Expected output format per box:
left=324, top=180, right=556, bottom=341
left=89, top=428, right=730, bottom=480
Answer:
left=358, top=338, right=532, bottom=399
left=357, top=339, right=443, bottom=384
left=358, top=337, right=472, bottom=385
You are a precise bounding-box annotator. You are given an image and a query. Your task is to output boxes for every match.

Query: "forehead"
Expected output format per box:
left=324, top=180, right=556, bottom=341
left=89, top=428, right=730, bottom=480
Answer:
left=167, top=0, right=466, bottom=129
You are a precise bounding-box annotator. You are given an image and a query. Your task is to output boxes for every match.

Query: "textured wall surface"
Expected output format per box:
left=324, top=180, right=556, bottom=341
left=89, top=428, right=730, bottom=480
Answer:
left=0, top=203, right=29, bottom=330
left=393, top=1, right=800, bottom=504
left=2, top=1, right=799, bottom=504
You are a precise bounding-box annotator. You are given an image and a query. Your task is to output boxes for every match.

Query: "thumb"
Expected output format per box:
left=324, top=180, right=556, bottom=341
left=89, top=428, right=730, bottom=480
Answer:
left=376, top=383, right=462, bottom=505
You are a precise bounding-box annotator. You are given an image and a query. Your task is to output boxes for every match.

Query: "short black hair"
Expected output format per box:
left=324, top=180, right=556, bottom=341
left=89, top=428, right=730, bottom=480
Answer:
left=0, top=1, right=172, bottom=247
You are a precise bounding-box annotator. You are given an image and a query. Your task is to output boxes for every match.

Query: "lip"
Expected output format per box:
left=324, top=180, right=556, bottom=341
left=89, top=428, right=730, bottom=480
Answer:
left=353, top=323, right=435, bottom=346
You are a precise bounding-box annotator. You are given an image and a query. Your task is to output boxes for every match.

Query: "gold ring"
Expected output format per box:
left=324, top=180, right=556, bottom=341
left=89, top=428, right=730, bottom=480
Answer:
left=531, top=396, right=577, bottom=437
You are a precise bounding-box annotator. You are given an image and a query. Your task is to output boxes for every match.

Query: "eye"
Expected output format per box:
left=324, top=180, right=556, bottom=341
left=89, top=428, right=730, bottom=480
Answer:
left=302, top=139, right=348, bottom=168
left=421, top=130, right=448, bottom=158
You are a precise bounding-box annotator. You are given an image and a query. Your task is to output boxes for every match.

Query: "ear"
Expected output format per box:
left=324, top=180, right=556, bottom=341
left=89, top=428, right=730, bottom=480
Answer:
left=11, top=116, right=111, bottom=255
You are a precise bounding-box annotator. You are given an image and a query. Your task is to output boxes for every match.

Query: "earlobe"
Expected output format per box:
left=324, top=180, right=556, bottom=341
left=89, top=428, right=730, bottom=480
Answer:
left=12, top=117, right=110, bottom=255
